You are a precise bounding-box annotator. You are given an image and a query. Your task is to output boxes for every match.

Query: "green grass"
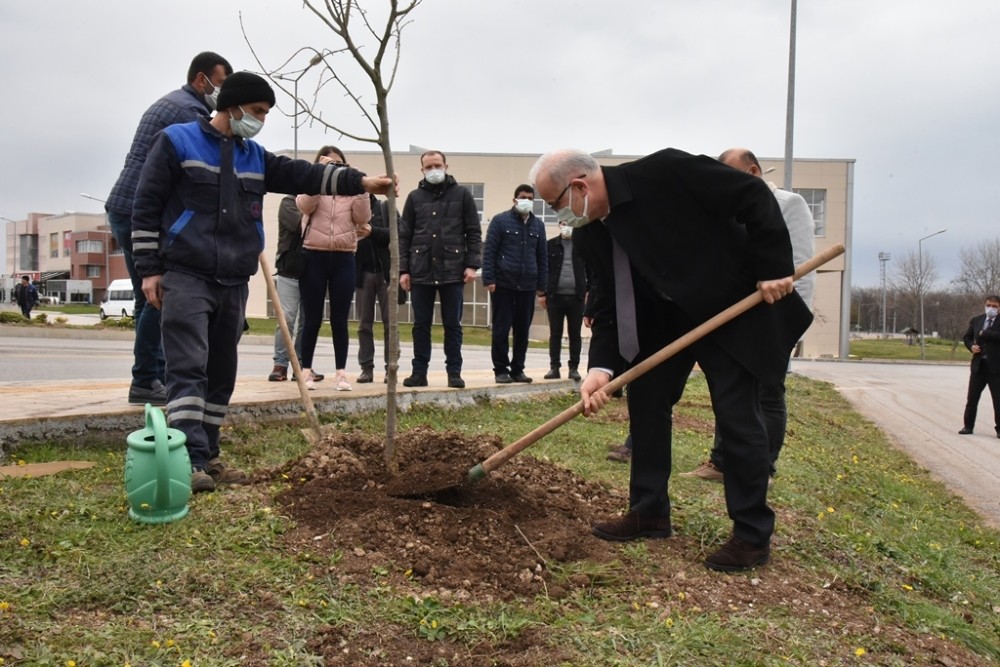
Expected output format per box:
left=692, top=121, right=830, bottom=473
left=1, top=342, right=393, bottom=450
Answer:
left=1, top=377, right=998, bottom=666
left=849, top=337, right=969, bottom=362
left=244, top=318, right=537, bottom=348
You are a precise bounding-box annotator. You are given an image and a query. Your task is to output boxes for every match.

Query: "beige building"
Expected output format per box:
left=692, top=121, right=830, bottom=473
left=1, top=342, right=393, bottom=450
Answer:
left=4, top=211, right=127, bottom=302
left=253, top=147, right=853, bottom=359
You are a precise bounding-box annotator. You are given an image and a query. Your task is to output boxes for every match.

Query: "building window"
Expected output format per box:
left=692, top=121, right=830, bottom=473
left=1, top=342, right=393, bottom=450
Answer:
left=76, top=239, right=104, bottom=254
left=86, top=265, right=101, bottom=278
left=794, top=188, right=826, bottom=237
left=535, top=201, right=560, bottom=225
left=50, top=233, right=59, bottom=258
left=458, top=182, right=485, bottom=223
left=63, top=231, right=72, bottom=256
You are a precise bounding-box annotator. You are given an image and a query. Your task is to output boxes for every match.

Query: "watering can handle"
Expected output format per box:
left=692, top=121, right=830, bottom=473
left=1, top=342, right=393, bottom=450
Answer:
left=145, top=403, right=172, bottom=508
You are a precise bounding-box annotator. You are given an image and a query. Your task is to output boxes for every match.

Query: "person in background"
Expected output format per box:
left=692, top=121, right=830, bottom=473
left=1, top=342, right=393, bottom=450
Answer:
left=482, top=184, right=547, bottom=384
left=296, top=146, right=372, bottom=392
left=132, top=72, right=393, bottom=493
left=544, top=220, right=589, bottom=382
left=681, top=147, right=816, bottom=483
left=107, top=51, right=233, bottom=407
left=14, top=275, right=38, bottom=319
left=958, top=295, right=1000, bottom=437
left=267, top=194, right=323, bottom=384
left=398, top=150, right=482, bottom=389
left=355, top=196, right=398, bottom=383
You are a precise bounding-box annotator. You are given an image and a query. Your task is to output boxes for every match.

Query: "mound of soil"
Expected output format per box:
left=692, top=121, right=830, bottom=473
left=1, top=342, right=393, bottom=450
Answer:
left=274, top=426, right=627, bottom=600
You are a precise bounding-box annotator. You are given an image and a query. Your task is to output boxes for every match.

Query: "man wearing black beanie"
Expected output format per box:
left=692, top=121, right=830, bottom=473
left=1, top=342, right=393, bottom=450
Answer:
left=132, top=71, right=395, bottom=494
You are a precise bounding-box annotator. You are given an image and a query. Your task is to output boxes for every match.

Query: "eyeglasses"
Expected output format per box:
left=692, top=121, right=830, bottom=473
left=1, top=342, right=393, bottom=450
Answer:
left=546, top=175, right=585, bottom=210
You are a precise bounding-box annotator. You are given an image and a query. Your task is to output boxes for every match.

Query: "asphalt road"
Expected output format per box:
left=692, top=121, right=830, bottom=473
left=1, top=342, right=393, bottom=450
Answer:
left=791, top=359, right=1000, bottom=529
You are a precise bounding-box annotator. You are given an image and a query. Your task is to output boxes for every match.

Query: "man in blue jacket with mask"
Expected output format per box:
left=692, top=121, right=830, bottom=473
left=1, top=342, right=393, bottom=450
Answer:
left=133, top=72, right=395, bottom=494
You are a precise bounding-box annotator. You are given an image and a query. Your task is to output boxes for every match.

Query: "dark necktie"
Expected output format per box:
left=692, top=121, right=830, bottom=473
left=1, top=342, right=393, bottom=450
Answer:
left=612, top=237, right=640, bottom=362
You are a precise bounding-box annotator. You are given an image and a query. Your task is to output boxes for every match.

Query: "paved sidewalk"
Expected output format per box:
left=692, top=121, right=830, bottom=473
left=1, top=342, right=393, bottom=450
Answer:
left=0, top=367, right=577, bottom=450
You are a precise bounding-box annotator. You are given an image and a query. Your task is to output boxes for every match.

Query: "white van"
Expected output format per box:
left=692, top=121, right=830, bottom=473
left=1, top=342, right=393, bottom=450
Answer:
left=100, top=279, right=136, bottom=320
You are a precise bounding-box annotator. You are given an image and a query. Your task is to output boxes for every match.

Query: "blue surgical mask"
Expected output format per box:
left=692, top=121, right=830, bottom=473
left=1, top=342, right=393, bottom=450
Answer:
left=230, top=106, right=264, bottom=139
left=556, top=186, right=591, bottom=227
left=559, top=225, right=573, bottom=239
left=515, top=198, right=533, bottom=215
left=986, top=306, right=998, bottom=319
left=424, top=168, right=446, bottom=185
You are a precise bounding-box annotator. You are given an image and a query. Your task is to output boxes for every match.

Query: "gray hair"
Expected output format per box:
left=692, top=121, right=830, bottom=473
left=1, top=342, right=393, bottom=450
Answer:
left=528, top=149, right=600, bottom=189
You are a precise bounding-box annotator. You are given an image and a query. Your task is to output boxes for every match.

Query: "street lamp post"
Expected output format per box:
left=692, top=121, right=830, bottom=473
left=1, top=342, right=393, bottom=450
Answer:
left=273, top=54, right=324, bottom=160
left=918, top=228, right=946, bottom=360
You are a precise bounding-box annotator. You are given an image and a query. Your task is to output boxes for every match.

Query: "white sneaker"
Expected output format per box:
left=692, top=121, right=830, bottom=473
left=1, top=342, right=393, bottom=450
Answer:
left=301, top=368, right=316, bottom=390
left=335, top=370, right=351, bottom=391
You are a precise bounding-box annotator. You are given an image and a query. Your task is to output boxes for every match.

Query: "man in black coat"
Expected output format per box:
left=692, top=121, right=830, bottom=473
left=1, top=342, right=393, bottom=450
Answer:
left=529, top=148, right=812, bottom=572
left=959, top=295, right=1000, bottom=436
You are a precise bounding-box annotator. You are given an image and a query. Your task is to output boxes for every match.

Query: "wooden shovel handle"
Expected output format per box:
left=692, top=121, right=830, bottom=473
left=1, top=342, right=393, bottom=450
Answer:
left=472, top=243, right=845, bottom=479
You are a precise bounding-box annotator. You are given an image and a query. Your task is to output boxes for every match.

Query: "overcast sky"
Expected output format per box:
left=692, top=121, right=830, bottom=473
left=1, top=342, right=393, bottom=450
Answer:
left=2, top=0, right=998, bottom=287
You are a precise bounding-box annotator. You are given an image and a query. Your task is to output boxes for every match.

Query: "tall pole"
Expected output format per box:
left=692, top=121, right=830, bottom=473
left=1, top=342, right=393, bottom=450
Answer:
left=783, top=0, right=797, bottom=191
left=878, top=251, right=890, bottom=335
left=918, top=229, right=946, bottom=360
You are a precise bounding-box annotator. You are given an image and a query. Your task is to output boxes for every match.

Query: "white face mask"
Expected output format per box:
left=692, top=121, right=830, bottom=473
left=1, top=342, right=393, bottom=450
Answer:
left=556, top=186, right=591, bottom=227
left=203, top=78, right=219, bottom=111
left=424, top=168, right=446, bottom=185
left=515, top=198, right=533, bottom=215
left=986, top=306, right=999, bottom=319
left=230, top=106, right=263, bottom=138
left=559, top=225, right=573, bottom=239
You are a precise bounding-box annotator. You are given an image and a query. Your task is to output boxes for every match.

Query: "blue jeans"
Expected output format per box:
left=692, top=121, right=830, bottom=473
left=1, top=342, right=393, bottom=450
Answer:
left=409, top=282, right=464, bottom=375
left=107, top=209, right=165, bottom=388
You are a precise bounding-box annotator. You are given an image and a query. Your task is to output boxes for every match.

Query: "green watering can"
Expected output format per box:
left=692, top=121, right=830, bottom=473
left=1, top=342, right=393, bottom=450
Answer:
left=125, top=403, right=191, bottom=524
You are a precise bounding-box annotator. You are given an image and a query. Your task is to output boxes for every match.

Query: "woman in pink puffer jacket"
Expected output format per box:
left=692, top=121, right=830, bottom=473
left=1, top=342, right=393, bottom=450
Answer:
left=296, top=146, right=371, bottom=391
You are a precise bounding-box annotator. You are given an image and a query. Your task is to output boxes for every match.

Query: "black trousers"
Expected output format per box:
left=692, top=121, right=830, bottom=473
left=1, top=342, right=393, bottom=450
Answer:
left=963, top=364, right=1000, bottom=433
left=627, top=300, right=774, bottom=546
left=490, top=286, right=536, bottom=375
left=546, top=293, right=584, bottom=370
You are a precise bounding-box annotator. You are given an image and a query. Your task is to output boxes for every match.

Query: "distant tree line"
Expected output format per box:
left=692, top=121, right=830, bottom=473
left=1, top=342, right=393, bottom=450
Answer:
left=852, top=239, right=1000, bottom=351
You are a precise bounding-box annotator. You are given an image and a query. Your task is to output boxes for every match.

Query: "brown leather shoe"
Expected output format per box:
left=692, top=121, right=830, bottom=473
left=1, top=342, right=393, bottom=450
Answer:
left=704, top=535, right=770, bottom=572
left=205, top=458, right=249, bottom=486
left=606, top=444, right=632, bottom=463
left=592, top=511, right=672, bottom=542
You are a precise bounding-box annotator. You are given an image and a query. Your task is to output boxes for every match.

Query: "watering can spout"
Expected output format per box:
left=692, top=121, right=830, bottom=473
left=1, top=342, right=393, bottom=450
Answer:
left=124, top=403, right=192, bottom=525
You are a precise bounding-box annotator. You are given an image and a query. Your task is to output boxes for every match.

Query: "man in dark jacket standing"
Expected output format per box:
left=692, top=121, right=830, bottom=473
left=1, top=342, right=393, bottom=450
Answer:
left=106, top=51, right=233, bottom=407
left=958, top=295, right=1000, bottom=436
left=354, top=196, right=395, bottom=383
left=398, top=150, right=482, bottom=389
left=482, top=185, right=547, bottom=384
left=132, top=72, right=394, bottom=494
left=543, top=220, right=589, bottom=381
left=530, top=148, right=811, bottom=572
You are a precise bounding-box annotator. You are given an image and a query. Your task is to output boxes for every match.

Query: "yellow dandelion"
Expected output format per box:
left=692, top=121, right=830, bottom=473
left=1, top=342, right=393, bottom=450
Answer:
left=852, top=455, right=859, bottom=464
left=17, top=460, right=25, bottom=466
left=836, top=474, right=843, bottom=480
left=297, top=599, right=307, bottom=607
left=151, top=640, right=161, bottom=648
left=817, top=512, right=825, bottom=521
left=262, top=507, right=272, bottom=514
left=0, top=601, right=10, bottom=612
left=854, top=647, right=866, bottom=657
left=677, top=591, right=686, bottom=601
left=632, top=601, right=640, bottom=610
left=207, top=630, right=216, bottom=639
left=19, top=538, right=30, bottom=547
left=664, top=617, right=674, bottom=628
left=901, top=584, right=913, bottom=591
left=827, top=507, right=835, bottom=513
left=431, top=620, right=438, bottom=629
left=404, top=569, right=413, bottom=577
left=182, top=660, right=193, bottom=667
left=66, top=661, right=77, bottom=667
left=165, top=639, right=175, bottom=648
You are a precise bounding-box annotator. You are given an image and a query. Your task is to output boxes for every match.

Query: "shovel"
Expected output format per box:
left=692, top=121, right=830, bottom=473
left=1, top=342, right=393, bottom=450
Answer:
left=258, top=253, right=324, bottom=443
left=466, top=243, right=846, bottom=484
